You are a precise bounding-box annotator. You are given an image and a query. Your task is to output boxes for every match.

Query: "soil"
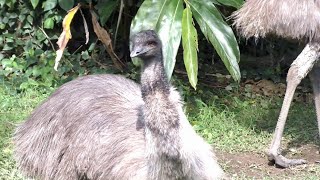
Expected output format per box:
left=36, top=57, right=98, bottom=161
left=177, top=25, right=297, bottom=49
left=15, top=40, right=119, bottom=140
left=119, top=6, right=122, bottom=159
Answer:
left=217, top=144, right=320, bottom=179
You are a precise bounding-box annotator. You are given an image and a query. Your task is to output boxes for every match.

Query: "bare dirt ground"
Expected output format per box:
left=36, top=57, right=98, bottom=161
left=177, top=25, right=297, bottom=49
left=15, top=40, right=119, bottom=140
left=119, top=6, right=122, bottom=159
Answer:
left=218, top=144, right=320, bottom=179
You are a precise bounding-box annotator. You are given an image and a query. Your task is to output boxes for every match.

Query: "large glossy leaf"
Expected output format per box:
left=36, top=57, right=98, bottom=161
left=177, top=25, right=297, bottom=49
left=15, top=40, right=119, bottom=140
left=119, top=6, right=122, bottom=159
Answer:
left=130, top=0, right=183, bottom=79
left=216, top=0, right=243, bottom=9
left=182, top=7, right=198, bottom=89
left=189, top=0, right=240, bottom=82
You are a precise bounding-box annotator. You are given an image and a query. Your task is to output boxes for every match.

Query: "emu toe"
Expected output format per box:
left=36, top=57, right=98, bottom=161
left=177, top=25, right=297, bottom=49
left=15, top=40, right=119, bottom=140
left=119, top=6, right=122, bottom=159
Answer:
left=267, top=152, right=307, bottom=168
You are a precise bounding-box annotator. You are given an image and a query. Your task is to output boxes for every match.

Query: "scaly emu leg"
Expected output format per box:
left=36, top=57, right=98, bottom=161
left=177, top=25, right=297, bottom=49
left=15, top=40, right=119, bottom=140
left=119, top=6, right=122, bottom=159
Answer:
left=310, top=62, right=320, bottom=146
left=267, top=42, right=320, bottom=168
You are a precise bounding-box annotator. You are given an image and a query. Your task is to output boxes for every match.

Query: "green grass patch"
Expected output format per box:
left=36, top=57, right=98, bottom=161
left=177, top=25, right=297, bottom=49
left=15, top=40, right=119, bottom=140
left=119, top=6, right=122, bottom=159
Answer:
left=186, top=89, right=318, bottom=153
left=0, top=85, right=52, bottom=179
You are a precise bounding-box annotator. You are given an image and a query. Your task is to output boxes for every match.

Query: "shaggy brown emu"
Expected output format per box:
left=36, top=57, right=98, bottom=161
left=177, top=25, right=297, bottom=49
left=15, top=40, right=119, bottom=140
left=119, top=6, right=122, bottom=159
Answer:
left=232, top=0, right=320, bottom=168
left=14, top=30, right=225, bottom=179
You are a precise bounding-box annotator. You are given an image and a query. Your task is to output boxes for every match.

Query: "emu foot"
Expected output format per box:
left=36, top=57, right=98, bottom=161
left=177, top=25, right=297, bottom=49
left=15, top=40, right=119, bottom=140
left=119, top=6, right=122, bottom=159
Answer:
left=267, top=152, right=307, bottom=168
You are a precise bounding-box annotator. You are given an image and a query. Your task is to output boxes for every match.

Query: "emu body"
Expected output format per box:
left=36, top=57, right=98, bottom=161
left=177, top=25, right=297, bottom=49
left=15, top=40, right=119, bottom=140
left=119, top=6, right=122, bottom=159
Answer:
left=15, top=75, right=147, bottom=179
left=14, top=30, right=225, bottom=179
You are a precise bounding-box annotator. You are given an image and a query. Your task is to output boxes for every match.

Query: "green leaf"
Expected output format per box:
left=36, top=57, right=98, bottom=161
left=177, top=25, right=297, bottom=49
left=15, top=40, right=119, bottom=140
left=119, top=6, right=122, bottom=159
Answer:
left=0, top=0, right=5, bottom=7
left=3, top=43, right=13, bottom=51
left=2, top=17, right=8, bottom=23
left=32, top=67, right=42, bottom=77
left=30, top=0, right=39, bottom=9
left=96, top=0, right=118, bottom=25
left=20, top=79, right=39, bottom=89
left=5, top=0, right=16, bottom=8
left=43, top=0, right=57, bottom=11
left=27, top=15, right=33, bottom=24
left=182, top=7, right=198, bottom=89
left=130, top=0, right=183, bottom=79
left=44, top=17, right=54, bottom=29
left=1, top=59, right=12, bottom=67
left=189, top=0, right=241, bottom=82
left=8, top=13, right=18, bottom=19
left=81, top=50, right=90, bottom=60
left=216, top=0, right=243, bottom=9
left=19, top=14, right=26, bottom=21
left=58, top=0, right=74, bottom=11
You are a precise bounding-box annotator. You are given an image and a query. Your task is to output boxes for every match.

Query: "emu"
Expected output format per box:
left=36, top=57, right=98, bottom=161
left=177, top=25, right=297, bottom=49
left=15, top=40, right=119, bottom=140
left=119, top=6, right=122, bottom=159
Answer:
left=232, top=0, right=320, bottom=168
left=14, top=30, right=225, bottom=179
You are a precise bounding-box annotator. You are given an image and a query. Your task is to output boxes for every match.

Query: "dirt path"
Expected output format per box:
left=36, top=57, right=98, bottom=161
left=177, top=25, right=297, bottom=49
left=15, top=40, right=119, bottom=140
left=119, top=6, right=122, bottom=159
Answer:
left=218, top=144, right=320, bottom=179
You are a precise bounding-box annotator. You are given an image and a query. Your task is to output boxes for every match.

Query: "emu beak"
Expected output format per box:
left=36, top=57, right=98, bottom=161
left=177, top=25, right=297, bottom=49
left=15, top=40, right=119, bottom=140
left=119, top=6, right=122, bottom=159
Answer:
left=130, top=46, right=147, bottom=58
left=130, top=51, right=138, bottom=58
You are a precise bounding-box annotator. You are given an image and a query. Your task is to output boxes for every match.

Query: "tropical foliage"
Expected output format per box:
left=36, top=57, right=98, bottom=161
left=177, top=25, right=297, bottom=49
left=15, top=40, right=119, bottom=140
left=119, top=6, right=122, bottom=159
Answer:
left=131, top=0, right=243, bottom=89
left=0, top=0, right=243, bottom=90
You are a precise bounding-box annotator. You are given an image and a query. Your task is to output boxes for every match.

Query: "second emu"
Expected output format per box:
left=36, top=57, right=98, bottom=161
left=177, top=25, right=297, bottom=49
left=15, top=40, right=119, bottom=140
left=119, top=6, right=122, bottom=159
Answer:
left=14, top=30, right=225, bottom=179
left=232, top=0, right=320, bottom=168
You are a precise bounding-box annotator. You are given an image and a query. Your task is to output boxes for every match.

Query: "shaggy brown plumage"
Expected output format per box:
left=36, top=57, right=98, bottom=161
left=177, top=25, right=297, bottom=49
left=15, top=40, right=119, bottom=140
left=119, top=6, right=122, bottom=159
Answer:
left=232, top=0, right=320, bottom=41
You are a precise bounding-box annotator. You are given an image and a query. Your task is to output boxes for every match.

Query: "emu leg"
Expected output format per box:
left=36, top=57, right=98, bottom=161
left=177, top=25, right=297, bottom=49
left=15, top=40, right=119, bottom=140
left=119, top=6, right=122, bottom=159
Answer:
left=310, top=62, right=320, bottom=144
left=267, top=42, right=320, bottom=168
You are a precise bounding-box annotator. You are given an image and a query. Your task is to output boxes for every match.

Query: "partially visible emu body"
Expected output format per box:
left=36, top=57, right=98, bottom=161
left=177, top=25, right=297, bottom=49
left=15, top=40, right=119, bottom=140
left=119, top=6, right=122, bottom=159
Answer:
left=232, top=0, right=320, bottom=168
left=14, top=30, right=225, bottom=179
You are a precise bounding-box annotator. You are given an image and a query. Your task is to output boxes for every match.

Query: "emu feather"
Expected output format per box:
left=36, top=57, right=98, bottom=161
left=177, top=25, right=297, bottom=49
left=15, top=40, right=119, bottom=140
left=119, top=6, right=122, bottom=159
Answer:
left=232, top=0, right=320, bottom=41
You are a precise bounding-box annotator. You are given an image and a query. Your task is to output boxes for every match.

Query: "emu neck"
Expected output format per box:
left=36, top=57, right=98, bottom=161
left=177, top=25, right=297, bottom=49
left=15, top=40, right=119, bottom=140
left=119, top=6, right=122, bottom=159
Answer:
left=140, top=53, right=183, bottom=178
left=140, top=54, right=176, bottom=131
left=140, top=54, right=170, bottom=97
left=140, top=53, right=178, bottom=134
left=141, top=52, right=184, bottom=179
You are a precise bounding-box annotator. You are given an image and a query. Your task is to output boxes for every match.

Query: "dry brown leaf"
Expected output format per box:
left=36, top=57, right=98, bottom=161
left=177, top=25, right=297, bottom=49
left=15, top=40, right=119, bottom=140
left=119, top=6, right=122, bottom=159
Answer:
left=54, top=4, right=80, bottom=70
left=90, top=10, right=124, bottom=70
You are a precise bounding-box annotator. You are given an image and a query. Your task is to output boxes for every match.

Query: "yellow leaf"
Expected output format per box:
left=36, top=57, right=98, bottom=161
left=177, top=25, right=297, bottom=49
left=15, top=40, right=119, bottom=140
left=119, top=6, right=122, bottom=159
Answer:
left=62, top=5, right=80, bottom=40
left=54, top=4, right=80, bottom=71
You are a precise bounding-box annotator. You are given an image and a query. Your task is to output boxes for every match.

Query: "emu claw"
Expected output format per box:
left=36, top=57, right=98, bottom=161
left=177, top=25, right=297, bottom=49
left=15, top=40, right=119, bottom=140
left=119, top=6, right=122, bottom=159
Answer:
left=267, top=153, right=307, bottom=168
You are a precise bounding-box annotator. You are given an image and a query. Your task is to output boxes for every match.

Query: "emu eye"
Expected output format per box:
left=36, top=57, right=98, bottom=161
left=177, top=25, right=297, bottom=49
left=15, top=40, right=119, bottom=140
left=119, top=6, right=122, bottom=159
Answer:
left=146, top=41, right=157, bottom=46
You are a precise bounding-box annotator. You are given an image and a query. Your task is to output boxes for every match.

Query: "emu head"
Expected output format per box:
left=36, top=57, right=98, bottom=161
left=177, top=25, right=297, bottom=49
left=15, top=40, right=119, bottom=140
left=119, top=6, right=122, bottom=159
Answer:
left=130, top=30, right=162, bottom=59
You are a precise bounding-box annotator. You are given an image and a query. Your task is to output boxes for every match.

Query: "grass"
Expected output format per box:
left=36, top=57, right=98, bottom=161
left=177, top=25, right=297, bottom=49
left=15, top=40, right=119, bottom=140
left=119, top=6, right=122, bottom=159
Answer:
left=0, top=82, right=319, bottom=179
left=0, top=85, right=51, bottom=180
left=189, top=93, right=318, bottom=153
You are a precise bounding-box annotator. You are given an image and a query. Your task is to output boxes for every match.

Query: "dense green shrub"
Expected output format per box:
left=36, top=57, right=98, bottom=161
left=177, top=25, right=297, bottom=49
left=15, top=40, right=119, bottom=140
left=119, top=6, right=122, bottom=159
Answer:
left=0, top=0, right=121, bottom=89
